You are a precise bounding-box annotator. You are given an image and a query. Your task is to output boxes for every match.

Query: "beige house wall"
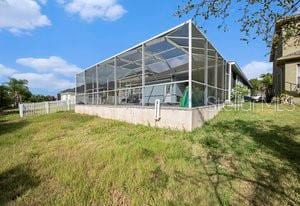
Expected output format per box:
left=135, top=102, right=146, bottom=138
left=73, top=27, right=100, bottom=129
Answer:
left=282, top=36, right=300, bottom=56
left=273, top=36, right=300, bottom=94
left=284, top=62, right=299, bottom=91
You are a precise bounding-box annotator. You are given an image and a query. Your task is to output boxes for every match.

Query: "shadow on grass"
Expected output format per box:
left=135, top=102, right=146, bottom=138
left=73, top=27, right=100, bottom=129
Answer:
left=0, top=165, right=40, bottom=205
left=216, top=119, right=300, bottom=172
left=0, top=109, right=19, bottom=116
left=177, top=119, right=300, bottom=205
left=0, top=120, right=28, bottom=136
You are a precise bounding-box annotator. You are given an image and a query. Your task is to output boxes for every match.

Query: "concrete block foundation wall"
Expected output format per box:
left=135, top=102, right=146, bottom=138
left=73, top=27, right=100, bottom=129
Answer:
left=75, top=104, right=223, bottom=131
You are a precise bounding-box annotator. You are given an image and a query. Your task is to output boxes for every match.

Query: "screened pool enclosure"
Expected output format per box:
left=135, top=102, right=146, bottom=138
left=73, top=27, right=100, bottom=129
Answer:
left=76, top=20, right=232, bottom=108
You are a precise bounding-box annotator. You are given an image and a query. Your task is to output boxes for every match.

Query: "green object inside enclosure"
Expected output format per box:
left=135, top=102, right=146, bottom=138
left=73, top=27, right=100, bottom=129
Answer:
left=180, top=87, right=189, bottom=107
left=180, top=86, right=205, bottom=107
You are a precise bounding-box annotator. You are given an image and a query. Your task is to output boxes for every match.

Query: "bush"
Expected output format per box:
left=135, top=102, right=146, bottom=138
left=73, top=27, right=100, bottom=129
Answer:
left=231, top=85, right=249, bottom=103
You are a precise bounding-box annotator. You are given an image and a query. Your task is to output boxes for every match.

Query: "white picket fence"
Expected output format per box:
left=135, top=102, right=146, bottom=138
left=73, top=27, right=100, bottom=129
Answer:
left=19, top=100, right=75, bottom=117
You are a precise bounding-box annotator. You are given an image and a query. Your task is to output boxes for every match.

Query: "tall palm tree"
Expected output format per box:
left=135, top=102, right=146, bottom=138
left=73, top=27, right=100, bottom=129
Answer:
left=7, top=78, right=31, bottom=107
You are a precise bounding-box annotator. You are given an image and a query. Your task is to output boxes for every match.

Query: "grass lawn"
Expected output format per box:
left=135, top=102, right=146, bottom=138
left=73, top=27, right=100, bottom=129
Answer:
left=0, top=104, right=299, bottom=205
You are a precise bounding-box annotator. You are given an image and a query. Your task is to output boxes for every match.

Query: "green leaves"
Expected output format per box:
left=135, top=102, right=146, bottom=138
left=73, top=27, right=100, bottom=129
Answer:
left=6, top=78, right=32, bottom=107
left=232, top=84, right=249, bottom=101
left=176, top=0, right=300, bottom=48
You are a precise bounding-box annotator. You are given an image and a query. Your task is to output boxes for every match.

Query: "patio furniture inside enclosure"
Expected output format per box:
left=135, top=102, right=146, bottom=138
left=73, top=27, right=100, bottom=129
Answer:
left=76, top=20, right=230, bottom=108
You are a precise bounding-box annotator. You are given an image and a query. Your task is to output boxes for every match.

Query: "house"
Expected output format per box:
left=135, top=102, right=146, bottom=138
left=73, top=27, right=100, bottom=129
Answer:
left=270, top=14, right=300, bottom=96
left=58, top=88, right=75, bottom=104
left=75, top=20, right=251, bottom=131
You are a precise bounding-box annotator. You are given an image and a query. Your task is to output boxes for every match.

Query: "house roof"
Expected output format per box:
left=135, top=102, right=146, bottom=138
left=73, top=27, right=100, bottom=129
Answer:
left=59, top=88, right=75, bottom=94
left=231, top=63, right=253, bottom=89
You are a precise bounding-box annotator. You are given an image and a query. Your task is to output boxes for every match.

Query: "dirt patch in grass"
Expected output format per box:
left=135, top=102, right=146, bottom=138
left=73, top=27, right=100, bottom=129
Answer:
left=110, top=188, right=130, bottom=206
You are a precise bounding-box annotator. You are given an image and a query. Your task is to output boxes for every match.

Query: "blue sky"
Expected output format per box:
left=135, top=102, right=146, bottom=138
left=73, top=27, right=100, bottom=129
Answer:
left=0, top=0, right=273, bottom=95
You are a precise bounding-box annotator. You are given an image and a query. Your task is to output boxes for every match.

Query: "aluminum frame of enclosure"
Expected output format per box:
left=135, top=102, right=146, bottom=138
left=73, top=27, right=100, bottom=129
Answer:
left=76, top=20, right=231, bottom=108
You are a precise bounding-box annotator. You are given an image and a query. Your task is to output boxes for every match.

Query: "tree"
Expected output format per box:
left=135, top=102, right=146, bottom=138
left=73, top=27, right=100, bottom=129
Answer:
left=29, top=94, right=56, bottom=102
left=249, top=78, right=261, bottom=96
left=175, top=0, right=300, bottom=48
left=231, top=84, right=249, bottom=103
left=260, top=73, right=273, bottom=102
left=249, top=74, right=274, bottom=102
left=0, top=85, right=12, bottom=109
left=6, top=78, right=32, bottom=107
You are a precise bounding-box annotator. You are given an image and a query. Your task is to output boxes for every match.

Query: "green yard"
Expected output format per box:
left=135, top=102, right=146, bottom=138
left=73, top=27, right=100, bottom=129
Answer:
left=0, top=104, right=299, bottom=205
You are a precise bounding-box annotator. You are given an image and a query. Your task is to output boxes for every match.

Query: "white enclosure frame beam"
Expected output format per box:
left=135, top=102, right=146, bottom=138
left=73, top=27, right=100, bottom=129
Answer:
left=75, top=74, right=77, bottom=104
left=204, top=40, right=208, bottom=105
left=96, top=65, right=99, bottom=104
left=92, top=77, right=94, bottom=105
left=227, top=61, right=234, bottom=102
left=84, top=71, right=86, bottom=104
left=114, top=57, right=117, bottom=105
left=165, top=38, right=189, bottom=55
left=214, top=51, right=218, bottom=103
left=142, top=44, right=145, bottom=106
left=188, top=20, right=192, bottom=108
left=222, top=60, right=225, bottom=101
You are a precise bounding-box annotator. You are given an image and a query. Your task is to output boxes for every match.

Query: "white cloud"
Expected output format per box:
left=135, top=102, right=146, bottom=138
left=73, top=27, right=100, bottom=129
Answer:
left=0, top=64, right=17, bottom=77
left=11, top=72, right=74, bottom=90
left=0, top=0, right=51, bottom=34
left=16, top=56, right=81, bottom=77
left=58, top=0, right=127, bottom=22
left=242, top=61, right=273, bottom=79
left=1, top=56, right=80, bottom=93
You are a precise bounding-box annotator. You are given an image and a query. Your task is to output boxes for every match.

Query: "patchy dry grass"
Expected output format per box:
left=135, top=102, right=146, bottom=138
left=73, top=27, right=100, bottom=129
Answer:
left=0, top=104, right=299, bottom=205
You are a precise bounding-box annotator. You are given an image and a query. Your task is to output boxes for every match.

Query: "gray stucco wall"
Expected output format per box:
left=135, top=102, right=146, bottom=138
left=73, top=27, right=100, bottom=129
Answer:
left=75, top=104, right=223, bottom=131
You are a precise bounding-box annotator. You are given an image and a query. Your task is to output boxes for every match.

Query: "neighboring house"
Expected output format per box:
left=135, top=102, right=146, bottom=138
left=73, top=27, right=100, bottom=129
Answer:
left=230, top=62, right=252, bottom=96
left=270, top=14, right=300, bottom=96
left=58, top=88, right=75, bottom=104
